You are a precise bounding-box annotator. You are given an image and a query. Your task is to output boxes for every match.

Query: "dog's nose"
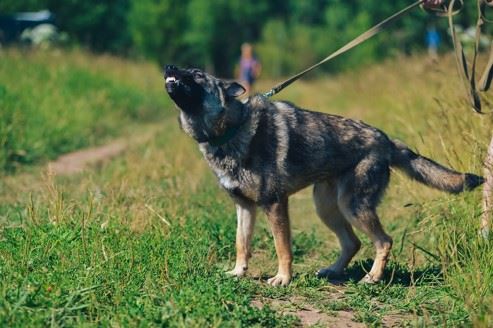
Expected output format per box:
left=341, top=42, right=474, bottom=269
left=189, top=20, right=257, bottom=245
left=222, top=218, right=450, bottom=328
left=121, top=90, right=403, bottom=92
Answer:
left=165, top=65, right=178, bottom=74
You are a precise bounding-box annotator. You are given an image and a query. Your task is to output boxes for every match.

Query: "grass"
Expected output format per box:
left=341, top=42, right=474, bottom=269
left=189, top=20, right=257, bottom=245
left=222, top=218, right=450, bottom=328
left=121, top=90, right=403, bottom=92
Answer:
left=1, top=49, right=493, bottom=326
left=0, top=190, right=296, bottom=326
left=0, top=48, right=171, bottom=172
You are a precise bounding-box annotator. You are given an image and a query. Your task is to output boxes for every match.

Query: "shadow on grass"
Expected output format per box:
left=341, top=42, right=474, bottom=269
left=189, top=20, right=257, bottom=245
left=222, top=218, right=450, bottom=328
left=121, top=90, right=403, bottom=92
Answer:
left=320, top=259, right=443, bottom=287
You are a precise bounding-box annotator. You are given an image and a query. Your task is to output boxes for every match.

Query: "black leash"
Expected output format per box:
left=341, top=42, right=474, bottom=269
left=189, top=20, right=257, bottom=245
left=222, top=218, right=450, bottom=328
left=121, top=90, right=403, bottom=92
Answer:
left=263, top=0, right=425, bottom=98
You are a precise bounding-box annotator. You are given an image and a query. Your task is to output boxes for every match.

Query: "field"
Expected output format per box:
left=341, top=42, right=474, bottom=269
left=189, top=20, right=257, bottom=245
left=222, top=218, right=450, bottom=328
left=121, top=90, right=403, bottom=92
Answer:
left=1, top=49, right=493, bottom=327
left=0, top=49, right=170, bottom=172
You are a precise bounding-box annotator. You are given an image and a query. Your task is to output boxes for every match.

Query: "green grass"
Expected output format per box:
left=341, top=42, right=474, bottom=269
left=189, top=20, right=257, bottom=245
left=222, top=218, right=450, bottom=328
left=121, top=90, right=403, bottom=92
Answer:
left=0, top=189, right=296, bottom=327
left=1, top=50, right=493, bottom=326
left=0, top=49, right=171, bottom=172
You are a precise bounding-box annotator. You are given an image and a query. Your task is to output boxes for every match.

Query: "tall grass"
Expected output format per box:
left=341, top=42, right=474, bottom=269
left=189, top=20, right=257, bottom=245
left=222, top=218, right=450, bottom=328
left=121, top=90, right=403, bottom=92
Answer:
left=0, top=49, right=171, bottom=172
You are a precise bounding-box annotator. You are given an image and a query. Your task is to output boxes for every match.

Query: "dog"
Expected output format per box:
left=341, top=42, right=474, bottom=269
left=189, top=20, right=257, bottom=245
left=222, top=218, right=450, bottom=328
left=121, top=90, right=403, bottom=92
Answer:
left=164, top=65, right=484, bottom=286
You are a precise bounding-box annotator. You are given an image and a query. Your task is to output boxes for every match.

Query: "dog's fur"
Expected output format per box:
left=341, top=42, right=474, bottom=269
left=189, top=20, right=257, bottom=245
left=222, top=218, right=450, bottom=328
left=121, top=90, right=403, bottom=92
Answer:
left=164, top=65, right=484, bottom=286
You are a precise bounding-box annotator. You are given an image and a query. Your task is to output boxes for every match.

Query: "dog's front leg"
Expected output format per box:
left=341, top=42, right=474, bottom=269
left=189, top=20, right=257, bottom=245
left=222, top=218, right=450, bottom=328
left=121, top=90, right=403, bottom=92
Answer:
left=265, top=198, right=292, bottom=286
left=226, top=201, right=257, bottom=278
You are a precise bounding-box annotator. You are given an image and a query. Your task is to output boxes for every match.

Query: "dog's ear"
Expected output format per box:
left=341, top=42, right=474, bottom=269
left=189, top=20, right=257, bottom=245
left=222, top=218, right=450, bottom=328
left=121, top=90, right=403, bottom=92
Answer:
left=224, top=82, right=246, bottom=98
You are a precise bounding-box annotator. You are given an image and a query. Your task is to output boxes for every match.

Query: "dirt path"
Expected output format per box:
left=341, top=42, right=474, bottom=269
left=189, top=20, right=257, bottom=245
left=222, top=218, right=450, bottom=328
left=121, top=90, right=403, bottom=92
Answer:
left=47, top=139, right=127, bottom=175
left=47, top=125, right=160, bottom=176
left=252, top=296, right=365, bottom=327
left=0, top=124, right=163, bottom=205
left=251, top=290, right=413, bottom=327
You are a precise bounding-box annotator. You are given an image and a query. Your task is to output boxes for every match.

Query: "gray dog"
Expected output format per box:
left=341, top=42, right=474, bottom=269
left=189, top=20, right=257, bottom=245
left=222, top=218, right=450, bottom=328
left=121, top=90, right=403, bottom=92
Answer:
left=164, top=65, right=483, bottom=286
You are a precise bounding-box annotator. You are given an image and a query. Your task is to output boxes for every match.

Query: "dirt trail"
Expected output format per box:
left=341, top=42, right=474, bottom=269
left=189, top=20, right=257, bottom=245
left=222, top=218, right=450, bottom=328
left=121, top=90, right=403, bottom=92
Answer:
left=252, top=295, right=364, bottom=327
left=47, top=126, right=160, bottom=176
left=48, top=140, right=127, bottom=175
left=252, top=293, right=412, bottom=327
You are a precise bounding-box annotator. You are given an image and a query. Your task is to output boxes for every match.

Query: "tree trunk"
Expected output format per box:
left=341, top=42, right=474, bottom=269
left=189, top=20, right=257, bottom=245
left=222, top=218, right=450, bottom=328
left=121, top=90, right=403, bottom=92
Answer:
left=481, top=134, right=493, bottom=238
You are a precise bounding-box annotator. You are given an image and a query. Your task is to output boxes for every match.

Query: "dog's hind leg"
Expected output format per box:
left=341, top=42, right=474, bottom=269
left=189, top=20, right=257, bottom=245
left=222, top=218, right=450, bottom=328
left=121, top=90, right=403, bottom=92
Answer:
left=313, top=181, right=361, bottom=279
left=337, top=156, right=393, bottom=284
left=226, top=200, right=257, bottom=278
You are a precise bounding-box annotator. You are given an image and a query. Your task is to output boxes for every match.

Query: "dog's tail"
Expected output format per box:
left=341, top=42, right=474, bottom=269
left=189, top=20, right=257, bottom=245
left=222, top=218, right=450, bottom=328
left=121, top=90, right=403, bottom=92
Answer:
left=390, top=140, right=484, bottom=193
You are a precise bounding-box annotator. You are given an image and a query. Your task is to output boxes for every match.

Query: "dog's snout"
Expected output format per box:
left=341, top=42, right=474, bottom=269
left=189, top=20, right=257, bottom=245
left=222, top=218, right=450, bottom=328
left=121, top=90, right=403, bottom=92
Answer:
left=165, top=65, right=180, bottom=88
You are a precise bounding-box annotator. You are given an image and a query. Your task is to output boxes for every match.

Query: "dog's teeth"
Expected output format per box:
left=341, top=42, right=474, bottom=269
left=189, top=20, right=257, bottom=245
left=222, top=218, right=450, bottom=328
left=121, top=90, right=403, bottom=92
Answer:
left=166, top=76, right=176, bottom=83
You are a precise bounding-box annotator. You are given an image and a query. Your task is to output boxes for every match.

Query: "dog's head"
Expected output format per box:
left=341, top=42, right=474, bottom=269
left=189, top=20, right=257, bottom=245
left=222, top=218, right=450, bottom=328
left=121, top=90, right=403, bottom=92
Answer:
left=164, top=65, right=246, bottom=143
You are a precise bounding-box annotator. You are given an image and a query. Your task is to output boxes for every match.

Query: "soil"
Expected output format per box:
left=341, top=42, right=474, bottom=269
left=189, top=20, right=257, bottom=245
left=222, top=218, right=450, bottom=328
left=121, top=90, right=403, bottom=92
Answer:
left=252, top=293, right=413, bottom=327
left=46, top=125, right=160, bottom=176
left=47, top=139, right=127, bottom=175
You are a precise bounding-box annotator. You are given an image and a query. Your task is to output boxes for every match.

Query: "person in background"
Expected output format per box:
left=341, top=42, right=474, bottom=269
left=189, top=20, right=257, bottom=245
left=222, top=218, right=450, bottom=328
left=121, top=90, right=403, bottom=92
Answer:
left=238, top=42, right=261, bottom=94
left=426, top=24, right=441, bottom=61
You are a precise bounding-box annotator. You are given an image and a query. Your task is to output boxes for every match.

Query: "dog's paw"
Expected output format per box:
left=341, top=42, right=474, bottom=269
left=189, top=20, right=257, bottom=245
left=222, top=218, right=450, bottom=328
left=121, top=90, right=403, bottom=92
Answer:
left=316, top=267, right=344, bottom=280
left=359, top=273, right=379, bottom=284
left=226, top=266, right=247, bottom=278
left=267, top=273, right=291, bottom=286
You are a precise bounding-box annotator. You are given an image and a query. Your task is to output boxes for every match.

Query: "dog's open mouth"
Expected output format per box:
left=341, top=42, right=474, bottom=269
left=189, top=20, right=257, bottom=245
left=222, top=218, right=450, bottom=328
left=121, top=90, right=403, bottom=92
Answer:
left=165, top=76, right=177, bottom=84
left=164, top=65, right=181, bottom=93
left=164, top=70, right=181, bottom=94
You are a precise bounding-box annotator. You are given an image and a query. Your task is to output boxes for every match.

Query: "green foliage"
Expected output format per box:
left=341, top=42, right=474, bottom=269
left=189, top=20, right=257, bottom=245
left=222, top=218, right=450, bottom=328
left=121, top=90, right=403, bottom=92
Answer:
left=49, top=0, right=132, bottom=53
left=4, top=0, right=485, bottom=77
left=177, top=0, right=270, bottom=76
left=256, top=0, right=439, bottom=77
left=0, top=0, right=46, bottom=12
left=128, top=0, right=188, bottom=63
left=0, top=0, right=131, bottom=53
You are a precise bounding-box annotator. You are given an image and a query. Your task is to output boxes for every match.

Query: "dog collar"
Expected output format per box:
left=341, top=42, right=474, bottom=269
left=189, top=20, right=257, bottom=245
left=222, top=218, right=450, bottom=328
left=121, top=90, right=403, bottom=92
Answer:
left=208, top=125, right=241, bottom=147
